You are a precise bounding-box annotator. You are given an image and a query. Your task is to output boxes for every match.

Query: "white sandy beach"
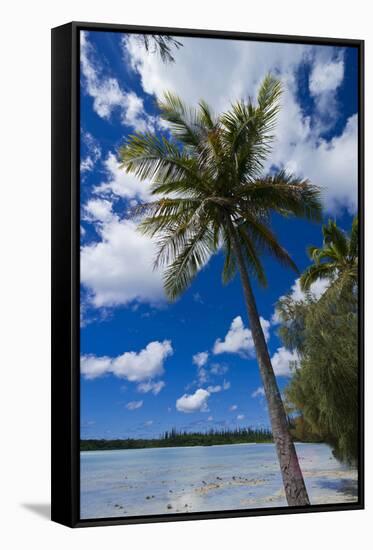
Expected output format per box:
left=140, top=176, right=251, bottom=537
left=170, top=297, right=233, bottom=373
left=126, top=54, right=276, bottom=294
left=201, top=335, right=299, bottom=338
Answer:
left=80, top=442, right=358, bottom=519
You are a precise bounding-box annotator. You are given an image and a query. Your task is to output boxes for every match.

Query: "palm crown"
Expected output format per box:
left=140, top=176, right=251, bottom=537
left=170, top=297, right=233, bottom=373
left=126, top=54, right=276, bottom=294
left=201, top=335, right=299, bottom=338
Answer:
left=300, top=217, right=358, bottom=293
left=119, top=75, right=322, bottom=300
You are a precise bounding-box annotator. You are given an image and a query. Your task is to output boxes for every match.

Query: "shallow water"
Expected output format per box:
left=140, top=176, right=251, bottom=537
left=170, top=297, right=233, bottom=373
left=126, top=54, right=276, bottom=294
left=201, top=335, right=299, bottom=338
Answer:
left=80, top=442, right=357, bottom=519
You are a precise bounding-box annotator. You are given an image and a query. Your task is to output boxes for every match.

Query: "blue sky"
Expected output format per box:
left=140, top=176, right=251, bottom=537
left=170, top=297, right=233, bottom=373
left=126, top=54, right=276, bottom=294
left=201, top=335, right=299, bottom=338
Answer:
left=79, top=30, right=358, bottom=439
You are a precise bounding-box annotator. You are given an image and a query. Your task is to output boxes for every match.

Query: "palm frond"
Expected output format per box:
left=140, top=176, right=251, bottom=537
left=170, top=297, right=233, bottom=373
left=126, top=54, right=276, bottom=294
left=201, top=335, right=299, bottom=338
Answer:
left=219, top=75, right=282, bottom=181
left=119, top=133, right=198, bottom=183
left=130, top=197, right=201, bottom=228
left=198, top=100, right=216, bottom=130
left=149, top=178, right=205, bottom=198
left=313, top=245, right=341, bottom=264
left=300, top=263, right=336, bottom=291
left=322, top=219, right=349, bottom=259
left=237, top=215, right=298, bottom=273
left=237, top=171, right=322, bottom=222
left=257, top=74, right=282, bottom=120
left=163, top=226, right=216, bottom=299
left=307, top=245, right=322, bottom=263
left=157, top=92, right=202, bottom=148
left=152, top=203, right=213, bottom=269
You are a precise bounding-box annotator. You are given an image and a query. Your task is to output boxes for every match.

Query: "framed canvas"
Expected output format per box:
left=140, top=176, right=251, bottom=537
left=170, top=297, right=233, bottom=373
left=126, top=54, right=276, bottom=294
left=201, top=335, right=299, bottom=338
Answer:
left=51, top=21, right=364, bottom=528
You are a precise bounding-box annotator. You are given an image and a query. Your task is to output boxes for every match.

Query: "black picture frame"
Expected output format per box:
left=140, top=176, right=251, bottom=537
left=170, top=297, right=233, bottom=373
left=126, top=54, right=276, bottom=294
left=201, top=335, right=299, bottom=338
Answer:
left=51, top=21, right=365, bottom=528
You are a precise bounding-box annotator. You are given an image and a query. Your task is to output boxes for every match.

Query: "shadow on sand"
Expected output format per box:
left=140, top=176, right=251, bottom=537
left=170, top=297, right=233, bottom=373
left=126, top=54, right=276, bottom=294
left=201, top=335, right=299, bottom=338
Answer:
left=317, top=478, right=358, bottom=498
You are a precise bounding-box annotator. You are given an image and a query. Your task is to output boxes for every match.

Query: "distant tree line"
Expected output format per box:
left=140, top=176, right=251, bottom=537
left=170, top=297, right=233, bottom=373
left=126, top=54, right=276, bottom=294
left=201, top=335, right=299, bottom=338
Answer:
left=80, top=426, right=273, bottom=451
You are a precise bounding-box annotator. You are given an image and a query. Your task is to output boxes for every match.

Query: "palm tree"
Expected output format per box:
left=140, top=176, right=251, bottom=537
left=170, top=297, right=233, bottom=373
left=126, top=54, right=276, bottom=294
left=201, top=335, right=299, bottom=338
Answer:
left=300, top=217, right=358, bottom=294
left=119, top=75, right=322, bottom=506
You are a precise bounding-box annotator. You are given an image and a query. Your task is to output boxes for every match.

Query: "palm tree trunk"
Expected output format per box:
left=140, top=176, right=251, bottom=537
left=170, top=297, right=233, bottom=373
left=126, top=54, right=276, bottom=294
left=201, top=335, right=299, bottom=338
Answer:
left=228, top=217, right=310, bottom=506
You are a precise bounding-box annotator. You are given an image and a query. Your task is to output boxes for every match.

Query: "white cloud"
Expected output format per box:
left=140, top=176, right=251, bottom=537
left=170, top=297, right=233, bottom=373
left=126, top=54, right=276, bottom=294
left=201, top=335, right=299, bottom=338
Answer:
left=288, top=276, right=330, bottom=303
left=292, top=277, right=330, bottom=302
left=192, top=352, right=210, bottom=385
left=192, top=351, right=209, bottom=368
left=112, top=341, right=172, bottom=381
left=80, top=355, right=112, bottom=380
left=237, top=414, right=245, bottom=421
left=176, top=388, right=210, bottom=413
left=308, top=278, right=332, bottom=299
left=196, top=367, right=208, bottom=385
left=309, top=57, right=344, bottom=95
left=124, top=35, right=357, bottom=215
left=210, top=363, right=229, bottom=376
left=125, top=34, right=306, bottom=114
left=144, top=420, right=154, bottom=426
left=270, top=308, right=282, bottom=325
left=207, top=416, right=213, bottom=421
left=271, top=347, right=299, bottom=377
left=81, top=157, right=95, bottom=173
left=279, top=114, right=358, bottom=214
left=81, top=31, right=153, bottom=132
left=126, top=400, right=143, bottom=410
left=213, top=316, right=270, bottom=356
left=206, top=385, right=222, bottom=393
left=80, top=130, right=101, bottom=173
left=272, top=276, right=331, bottom=325
left=83, top=198, right=115, bottom=223
left=81, top=216, right=166, bottom=308
left=94, top=152, right=153, bottom=202
left=80, top=340, right=173, bottom=381
left=206, top=380, right=230, bottom=393
left=308, top=54, right=344, bottom=131
left=251, top=386, right=265, bottom=398
left=229, top=405, right=238, bottom=411
left=137, top=380, right=165, bottom=395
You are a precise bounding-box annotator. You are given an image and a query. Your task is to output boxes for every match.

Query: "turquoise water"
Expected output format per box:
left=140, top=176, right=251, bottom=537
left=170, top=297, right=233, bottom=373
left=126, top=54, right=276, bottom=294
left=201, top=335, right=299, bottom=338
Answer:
left=80, top=442, right=357, bottom=519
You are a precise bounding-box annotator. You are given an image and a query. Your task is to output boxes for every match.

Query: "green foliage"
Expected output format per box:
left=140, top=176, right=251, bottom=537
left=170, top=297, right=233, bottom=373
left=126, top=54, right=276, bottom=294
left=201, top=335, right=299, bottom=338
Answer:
left=285, top=294, right=358, bottom=464
left=119, top=76, right=322, bottom=300
left=80, top=427, right=273, bottom=451
left=276, top=218, right=359, bottom=465
left=288, top=415, right=323, bottom=443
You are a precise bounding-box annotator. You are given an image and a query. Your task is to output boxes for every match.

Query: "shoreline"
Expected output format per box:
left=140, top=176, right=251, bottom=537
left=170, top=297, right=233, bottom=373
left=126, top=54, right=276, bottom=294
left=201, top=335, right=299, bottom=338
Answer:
left=80, top=440, right=325, bottom=453
left=80, top=439, right=274, bottom=452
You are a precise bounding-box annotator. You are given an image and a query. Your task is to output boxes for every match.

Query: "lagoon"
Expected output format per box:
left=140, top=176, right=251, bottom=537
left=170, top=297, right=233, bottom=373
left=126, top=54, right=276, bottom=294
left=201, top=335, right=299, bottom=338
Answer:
left=80, top=442, right=357, bottom=519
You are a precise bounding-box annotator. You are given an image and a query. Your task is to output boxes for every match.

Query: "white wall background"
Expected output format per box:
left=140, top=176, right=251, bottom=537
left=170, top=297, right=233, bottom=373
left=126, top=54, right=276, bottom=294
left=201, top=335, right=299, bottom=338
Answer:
left=1, top=0, right=371, bottom=548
